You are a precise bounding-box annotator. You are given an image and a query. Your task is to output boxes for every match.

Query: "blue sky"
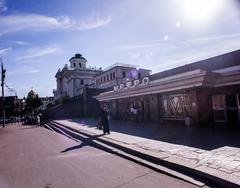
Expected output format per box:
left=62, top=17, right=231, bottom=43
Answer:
left=0, top=0, right=239, bottom=98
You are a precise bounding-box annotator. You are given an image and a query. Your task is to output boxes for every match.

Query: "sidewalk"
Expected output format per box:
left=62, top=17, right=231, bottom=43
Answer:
left=54, top=118, right=240, bottom=187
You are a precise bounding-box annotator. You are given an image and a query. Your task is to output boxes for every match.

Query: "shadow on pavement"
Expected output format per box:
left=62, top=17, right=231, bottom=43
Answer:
left=67, top=118, right=240, bottom=151
left=61, top=134, right=104, bottom=153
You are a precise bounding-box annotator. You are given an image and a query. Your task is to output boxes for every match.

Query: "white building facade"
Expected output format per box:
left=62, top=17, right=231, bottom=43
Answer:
left=53, top=54, right=102, bottom=100
left=53, top=54, right=151, bottom=101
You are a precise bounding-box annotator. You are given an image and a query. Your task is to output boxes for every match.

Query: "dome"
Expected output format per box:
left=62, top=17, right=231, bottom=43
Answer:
left=70, top=54, right=87, bottom=61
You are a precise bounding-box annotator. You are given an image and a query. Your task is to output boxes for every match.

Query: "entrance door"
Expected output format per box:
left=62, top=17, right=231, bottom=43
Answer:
left=212, top=95, right=226, bottom=122
left=226, top=94, right=239, bottom=125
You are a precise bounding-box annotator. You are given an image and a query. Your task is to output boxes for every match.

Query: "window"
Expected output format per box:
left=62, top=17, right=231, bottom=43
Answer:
left=123, top=71, right=126, bottom=78
left=113, top=72, right=116, bottom=79
left=212, top=95, right=225, bottom=109
left=81, top=79, right=84, bottom=85
left=79, top=63, right=81, bottom=68
left=107, top=74, right=109, bottom=81
left=226, top=95, right=237, bottom=107
left=104, top=76, right=106, bottom=82
left=73, top=63, right=76, bottom=67
left=138, top=73, right=141, bottom=79
left=101, top=77, right=103, bottom=83
left=160, top=94, right=191, bottom=119
left=110, top=73, right=112, bottom=80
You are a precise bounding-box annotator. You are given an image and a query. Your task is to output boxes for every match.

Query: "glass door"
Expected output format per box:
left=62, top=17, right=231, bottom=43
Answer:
left=226, top=94, right=238, bottom=124
left=212, top=95, right=226, bottom=122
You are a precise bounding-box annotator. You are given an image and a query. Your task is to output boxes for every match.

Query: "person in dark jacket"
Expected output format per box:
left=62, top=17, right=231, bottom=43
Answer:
left=101, top=106, right=110, bottom=134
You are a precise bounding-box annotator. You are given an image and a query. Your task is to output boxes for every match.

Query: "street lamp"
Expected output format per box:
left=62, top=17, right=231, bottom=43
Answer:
left=0, top=57, right=6, bottom=128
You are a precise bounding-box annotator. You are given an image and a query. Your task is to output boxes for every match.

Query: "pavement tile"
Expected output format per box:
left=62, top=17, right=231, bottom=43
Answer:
left=219, top=167, right=234, bottom=174
left=195, top=165, right=240, bottom=185
left=233, top=172, right=240, bottom=177
left=222, top=161, right=240, bottom=169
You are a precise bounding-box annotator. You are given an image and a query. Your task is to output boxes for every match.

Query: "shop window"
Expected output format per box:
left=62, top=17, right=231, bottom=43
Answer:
left=160, top=94, right=191, bottom=119
left=212, top=95, right=225, bottom=109
left=226, top=94, right=237, bottom=107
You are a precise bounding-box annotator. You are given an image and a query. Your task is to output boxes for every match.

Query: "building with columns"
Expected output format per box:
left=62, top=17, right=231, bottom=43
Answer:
left=53, top=54, right=102, bottom=100
left=53, top=54, right=151, bottom=101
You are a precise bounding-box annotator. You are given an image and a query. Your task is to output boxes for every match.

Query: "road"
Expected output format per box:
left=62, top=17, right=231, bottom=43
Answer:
left=0, top=124, right=210, bottom=188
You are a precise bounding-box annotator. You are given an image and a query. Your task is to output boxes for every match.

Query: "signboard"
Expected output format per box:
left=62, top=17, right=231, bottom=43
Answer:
left=113, top=77, right=149, bottom=92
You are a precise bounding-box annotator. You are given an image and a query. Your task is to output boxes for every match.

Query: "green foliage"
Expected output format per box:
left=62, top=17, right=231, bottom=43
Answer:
left=25, top=90, right=42, bottom=113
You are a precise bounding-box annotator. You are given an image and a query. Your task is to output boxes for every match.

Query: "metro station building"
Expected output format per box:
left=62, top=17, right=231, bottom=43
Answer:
left=95, top=50, right=240, bottom=127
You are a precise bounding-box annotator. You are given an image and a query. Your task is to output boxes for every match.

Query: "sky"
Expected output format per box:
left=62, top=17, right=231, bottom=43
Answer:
left=0, top=0, right=239, bottom=98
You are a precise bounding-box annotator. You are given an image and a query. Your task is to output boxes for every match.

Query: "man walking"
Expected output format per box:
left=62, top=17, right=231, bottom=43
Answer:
left=101, top=106, right=110, bottom=134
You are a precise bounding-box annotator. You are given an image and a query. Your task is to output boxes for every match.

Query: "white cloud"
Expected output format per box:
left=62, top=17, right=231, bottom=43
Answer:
left=113, top=33, right=240, bottom=54
left=8, top=66, right=40, bottom=76
left=0, top=47, right=11, bottom=54
left=76, top=16, right=112, bottom=30
left=16, top=45, right=62, bottom=61
left=0, top=0, right=7, bottom=13
left=0, top=13, right=112, bottom=35
left=0, top=14, right=73, bottom=35
left=113, top=40, right=163, bottom=51
left=13, top=41, right=30, bottom=45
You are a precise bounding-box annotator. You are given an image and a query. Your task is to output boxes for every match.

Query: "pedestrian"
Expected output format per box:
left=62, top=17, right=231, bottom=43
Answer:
left=97, top=116, right=102, bottom=130
left=36, top=115, right=40, bottom=126
left=101, top=106, right=110, bottom=134
left=132, top=105, right=138, bottom=123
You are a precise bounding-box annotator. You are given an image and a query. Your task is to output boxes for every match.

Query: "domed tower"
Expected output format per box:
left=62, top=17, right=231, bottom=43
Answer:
left=69, top=54, right=87, bottom=69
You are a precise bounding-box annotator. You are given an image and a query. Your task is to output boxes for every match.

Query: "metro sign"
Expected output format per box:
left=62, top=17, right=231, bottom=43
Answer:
left=113, top=77, right=149, bottom=92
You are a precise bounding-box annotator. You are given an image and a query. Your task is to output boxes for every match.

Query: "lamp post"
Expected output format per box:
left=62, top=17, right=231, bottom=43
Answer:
left=0, top=57, right=6, bottom=128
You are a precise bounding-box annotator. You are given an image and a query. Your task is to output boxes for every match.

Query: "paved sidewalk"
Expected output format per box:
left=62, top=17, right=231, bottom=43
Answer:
left=55, top=119, right=240, bottom=187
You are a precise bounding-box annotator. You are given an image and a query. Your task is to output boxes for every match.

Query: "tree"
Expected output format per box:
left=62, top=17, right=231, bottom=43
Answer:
left=25, top=90, right=42, bottom=113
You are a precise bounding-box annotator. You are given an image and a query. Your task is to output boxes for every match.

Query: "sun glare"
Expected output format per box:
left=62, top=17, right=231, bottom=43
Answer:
left=181, top=0, right=223, bottom=23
